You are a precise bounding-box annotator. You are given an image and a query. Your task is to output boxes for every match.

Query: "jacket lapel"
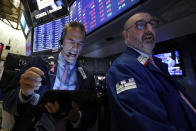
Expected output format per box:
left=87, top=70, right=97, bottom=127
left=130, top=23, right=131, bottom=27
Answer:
left=75, top=60, right=88, bottom=91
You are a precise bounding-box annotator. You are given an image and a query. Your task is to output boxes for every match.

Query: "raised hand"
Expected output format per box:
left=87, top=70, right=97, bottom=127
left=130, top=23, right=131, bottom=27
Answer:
left=20, top=67, right=44, bottom=96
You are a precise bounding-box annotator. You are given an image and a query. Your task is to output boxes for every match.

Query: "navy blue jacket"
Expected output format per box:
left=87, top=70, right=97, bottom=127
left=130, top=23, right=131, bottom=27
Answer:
left=106, top=47, right=196, bottom=131
left=3, top=53, right=97, bottom=131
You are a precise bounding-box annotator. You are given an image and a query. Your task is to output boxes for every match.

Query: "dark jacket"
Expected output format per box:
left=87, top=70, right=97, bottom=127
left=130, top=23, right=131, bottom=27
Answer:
left=3, top=53, right=97, bottom=131
left=106, top=47, right=196, bottom=131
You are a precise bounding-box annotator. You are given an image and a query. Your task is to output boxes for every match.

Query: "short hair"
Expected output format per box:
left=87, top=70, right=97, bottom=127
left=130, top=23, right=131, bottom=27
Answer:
left=60, top=21, right=86, bottom=45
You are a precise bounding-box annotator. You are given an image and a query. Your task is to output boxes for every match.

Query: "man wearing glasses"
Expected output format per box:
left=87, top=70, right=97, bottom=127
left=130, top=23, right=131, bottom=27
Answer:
left=3, top=21, right=97, bottom=131
left=106, top=12, right=196, bottom=131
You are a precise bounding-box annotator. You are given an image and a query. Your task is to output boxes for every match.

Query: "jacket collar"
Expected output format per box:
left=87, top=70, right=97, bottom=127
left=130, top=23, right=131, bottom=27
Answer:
left=125, top=47, right=150, bottom=66
left=125, top=47, right=168, bottom=73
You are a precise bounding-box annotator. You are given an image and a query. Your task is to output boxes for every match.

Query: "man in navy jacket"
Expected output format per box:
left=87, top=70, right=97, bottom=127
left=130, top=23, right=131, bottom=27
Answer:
left=106, top=12, right=196, bottom=131
left=3, top=21, right=97, bottom=131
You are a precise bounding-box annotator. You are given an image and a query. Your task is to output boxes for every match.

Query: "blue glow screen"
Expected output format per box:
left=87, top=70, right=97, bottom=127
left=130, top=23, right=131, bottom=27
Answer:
left=33, top=16, right=69, bottom=52
left=153, top=51, right=183, bottom=76
left=70, top=0, right=140, bottom=34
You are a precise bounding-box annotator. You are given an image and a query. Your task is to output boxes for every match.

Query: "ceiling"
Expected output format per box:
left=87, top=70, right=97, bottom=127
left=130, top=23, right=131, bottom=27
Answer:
left=1, top=0, right=196, bottom=58
left=0, top=0, right=20, bottom=26
left=82, top=0, right=196, bottom=58
left=0, top=0, right=74, bottom=28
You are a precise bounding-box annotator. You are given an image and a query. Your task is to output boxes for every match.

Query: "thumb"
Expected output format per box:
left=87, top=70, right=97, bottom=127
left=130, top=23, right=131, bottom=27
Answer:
left=72, top=101, right=79, bottom=110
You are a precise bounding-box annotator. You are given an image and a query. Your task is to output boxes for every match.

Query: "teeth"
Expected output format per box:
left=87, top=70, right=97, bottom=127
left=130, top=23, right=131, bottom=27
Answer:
left=145, top=36, right=152, bottom=39
left=69, top=52, right=77, bottom=56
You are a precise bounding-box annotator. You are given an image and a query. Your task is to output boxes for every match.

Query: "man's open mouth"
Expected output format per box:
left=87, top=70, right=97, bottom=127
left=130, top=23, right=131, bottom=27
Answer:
left=68, top=52, right=77, bottom=57
left=144, top=35, right=153, bottom=41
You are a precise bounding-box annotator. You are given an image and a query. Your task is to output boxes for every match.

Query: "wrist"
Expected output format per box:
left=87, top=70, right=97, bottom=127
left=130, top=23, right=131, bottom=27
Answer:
left=21, top=89, right=34, bottom=96
left=71, top=111, right=82, bottom=128
left=71, top=111, right=80, bottom=122
left=19, top=89, right=40, bottom=105
left=21, top=92, right=32, bottom=100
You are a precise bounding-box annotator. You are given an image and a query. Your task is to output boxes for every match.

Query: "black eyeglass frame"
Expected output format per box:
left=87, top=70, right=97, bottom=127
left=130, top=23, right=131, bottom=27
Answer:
left=125, top=18, right=159, bottom=31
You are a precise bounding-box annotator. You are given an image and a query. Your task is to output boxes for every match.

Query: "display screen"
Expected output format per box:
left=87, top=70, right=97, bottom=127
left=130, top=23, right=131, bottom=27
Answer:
left=33, top=16, right=69, bottom=52
left=36, top=0, right=55, bottom=10
left=70, top=0, right=140, bottom=34
left=153, top=51, right=183, bottom=76
left=33, top=0, right=140, bottom=52
left=20, top=13, right=27, bottom=31
left=20, top=12, right=29, bottom=37
left=0, top=43, right=3, bottom=57
left=34, top=0, right=64, bottom=19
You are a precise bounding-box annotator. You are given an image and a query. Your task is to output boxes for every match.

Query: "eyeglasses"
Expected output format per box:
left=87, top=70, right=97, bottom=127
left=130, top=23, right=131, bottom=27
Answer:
left=126, top=19, right=159, bottom=31
left=64, top=39, right=85, bottom=46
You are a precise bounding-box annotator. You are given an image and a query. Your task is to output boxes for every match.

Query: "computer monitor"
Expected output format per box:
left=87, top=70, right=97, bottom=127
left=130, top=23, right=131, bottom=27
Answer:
left=153, top=51, right=184, bottom=76
left=20, top=11, right=30, bottom=39
left=0, top=43, right=4, bottom=58
left=33, top=16, right=69, bottom=53
left=23, top=0, right=69, bottom=26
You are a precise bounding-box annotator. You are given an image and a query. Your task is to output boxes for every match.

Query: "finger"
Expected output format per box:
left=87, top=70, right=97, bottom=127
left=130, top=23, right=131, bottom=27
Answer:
left=54, top=101, right=60, bottom=111
left=22, top=71, right=42, bottom=81
left=20, top=83, right=40, bottom=90
left=21, top=87, right=35, bottom=96
left=23, top=67, right=44, bottom=81
left=45, top=104, right=53, bottom=113
left=34, top=86, right=40, bottom=90
left=20, top=79, right=34, bottom=89
left=62, top=109, right=73, bottom=120
left=63, top=111, right=71, bottom=120
left=63, top=109, right=80, bottom=121
left=20, top=78, right=41, bottom=92
left=63, top=115, right=69, bottom=120
left=27, top=67, right=45, bottom=76
left=72, top=101, right=79, bottom=110
left=45, top=102, right=57, bottom=113
left=47, top=102, right=57, bottom=113
left=20, top=78, right=42, bottom=87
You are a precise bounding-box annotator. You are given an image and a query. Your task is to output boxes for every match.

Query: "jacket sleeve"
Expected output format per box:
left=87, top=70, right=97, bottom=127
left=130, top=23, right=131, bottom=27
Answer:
left=3, top=56, right=50, bottom=116
left=3, top=62, right=32, bottom=116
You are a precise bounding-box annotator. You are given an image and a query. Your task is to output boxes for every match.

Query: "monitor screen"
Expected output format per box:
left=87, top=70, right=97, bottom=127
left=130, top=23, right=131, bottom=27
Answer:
left=36, top=0, right=56, bottom=10
left=0, top=43, right=4, bottom=58
left=33, top=16, right=69, bottom=52
left=69, top=0, right=140, bottom=34
left=153, top=51, right=183, bottom=76
left=20, top=12, right=27, bottom=31
left=35, top=0, right=64, bottom=19
left=20, top=12, right=30, bottom=38
left=26, top=0, right=68, bottom=25
left=24, top=24, right=29, bottom=35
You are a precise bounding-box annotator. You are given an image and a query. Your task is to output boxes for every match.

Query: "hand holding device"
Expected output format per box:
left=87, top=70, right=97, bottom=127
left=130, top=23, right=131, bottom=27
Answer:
left=45, top=100, right=80, bottom=121
left=63, top=101, right=80, bottom=122
left=38, top=90, right=97, bottom=120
